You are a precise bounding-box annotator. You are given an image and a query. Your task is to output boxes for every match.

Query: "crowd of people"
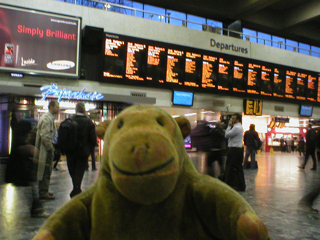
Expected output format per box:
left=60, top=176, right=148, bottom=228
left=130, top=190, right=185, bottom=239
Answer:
left=190, top=115, right=320, bottom=213
left=5, top=101, right=98, bottom=218
left=190, top=114, right=263, bottom=192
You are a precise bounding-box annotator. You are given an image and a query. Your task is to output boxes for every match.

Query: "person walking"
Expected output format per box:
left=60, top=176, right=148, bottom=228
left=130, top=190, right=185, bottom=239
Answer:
left=5, top=110, right=49, bottom=217
left=298, top=136, right=305, bottom=156
left=207, top=122, right=226, bottom=178
left=243, top=124, right=261, bottom=169
left=298, top=124, right=317, bottom=170
left=35, top=100, right=60, bottom=200
left=66, top=102, right=97, bottom=198
left=223, top=113, right=246, bottom=191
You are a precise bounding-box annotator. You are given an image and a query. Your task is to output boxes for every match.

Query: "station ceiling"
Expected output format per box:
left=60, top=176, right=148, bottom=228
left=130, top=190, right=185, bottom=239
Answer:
left=133, top=0, right=320, bottom=46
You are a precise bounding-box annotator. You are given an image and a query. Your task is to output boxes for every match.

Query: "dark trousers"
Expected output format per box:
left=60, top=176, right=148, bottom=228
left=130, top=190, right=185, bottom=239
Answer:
left=66, top=152, right=88, bottom=197
left=299, top=187, right=320, bottom=206
left=207, top=150, right=224, bottom=176
left=91, top=147, right=96, bottom=170
left=224, top=147, right=246, bottom=191
left=243, top=148, right=257, bottom=169
left=303, top=147, right=317, bottom=169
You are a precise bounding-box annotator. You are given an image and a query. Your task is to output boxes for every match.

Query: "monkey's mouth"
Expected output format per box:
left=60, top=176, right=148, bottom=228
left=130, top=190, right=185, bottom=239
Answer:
left=112, top=157, right=174, bottom=176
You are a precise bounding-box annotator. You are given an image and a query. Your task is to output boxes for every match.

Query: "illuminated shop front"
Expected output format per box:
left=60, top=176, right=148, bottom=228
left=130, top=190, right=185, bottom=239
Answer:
left=0, top=89, right=130, bottom=158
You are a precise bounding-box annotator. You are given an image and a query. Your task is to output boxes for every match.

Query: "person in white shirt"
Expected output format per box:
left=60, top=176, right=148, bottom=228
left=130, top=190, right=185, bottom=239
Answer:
left=223, top=113, right=246, bottom=191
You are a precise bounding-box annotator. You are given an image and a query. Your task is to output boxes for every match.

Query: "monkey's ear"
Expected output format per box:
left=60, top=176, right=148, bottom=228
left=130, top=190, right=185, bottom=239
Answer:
left=175, top=116, right=191, bottom=139
left=95, top=120, right=112, bottom=139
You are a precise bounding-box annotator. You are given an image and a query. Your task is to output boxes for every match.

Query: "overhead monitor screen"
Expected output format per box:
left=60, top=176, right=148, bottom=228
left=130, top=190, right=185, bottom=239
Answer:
left=273, top=67, right=285, bottom=98
left=172, top=90, right=194, bottom=106
left=184, top=52, right=201, bottom=87
left=125, top=41, right=147, bottom=81
left=202, top=54, right=218, bottom=89
left=146, top=45, right=166, bottom=82
left=101, top=32, right=320, bottom=106
left=217, top=57, right=232, bottom=91
left=247, top=63, right=260, bottom=95
left=260, top=65, right=272, bottom=96
left=306, top=74, right=317, bottom=102
left=103, top=38, right=126, bottom=79
left=166, top=48, right=184, bottom=86
left=233, top=60, right=247, bottom=93
left=296, top=72, right=307, bottom=100
left=285, top=70, right=297, bottom=99
left=0, top=4, right=81, bottom=78
left=299, top=105, right=313, bottom=117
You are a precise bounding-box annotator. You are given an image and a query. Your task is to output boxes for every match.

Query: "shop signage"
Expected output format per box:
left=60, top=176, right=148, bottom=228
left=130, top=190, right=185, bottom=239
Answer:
left=243, top=99, right=262, bottom=116
left=275, top=117, right=289, bottom=123
left=274, top=106, right=284, bottom=112
left=210, top=39, right=248, bottom=54
left=40, top=84, right=104, bottom=101
left=10, top=73, right=24, bottom=78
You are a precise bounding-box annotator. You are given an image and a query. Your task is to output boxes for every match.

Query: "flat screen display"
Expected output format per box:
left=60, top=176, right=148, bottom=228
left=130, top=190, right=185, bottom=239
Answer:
left=184, top=135, right=192, bottom=149
left=101, top=32, right=320, bottom=106
left=172, top=90, right=194, bottom=106
left=0, top=4, right=81, bottom=78
left=299, top=105, right=313, bottom=117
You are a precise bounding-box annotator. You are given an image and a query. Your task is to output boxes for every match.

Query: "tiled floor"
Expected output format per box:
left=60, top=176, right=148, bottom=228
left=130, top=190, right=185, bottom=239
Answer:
left=0, top=152, right=319, bottom=240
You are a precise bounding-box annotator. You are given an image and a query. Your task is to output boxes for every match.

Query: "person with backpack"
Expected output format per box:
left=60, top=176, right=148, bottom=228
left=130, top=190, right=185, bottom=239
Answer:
left=60, top=102, right=97, bottom=198
left=298, top=124, right=317, bottom=170
left=243, top=124, right=261, bottom=169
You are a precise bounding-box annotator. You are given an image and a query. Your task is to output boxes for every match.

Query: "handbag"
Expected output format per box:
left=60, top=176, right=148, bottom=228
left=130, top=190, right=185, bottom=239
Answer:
left=254, top=139, right=262, bottom=150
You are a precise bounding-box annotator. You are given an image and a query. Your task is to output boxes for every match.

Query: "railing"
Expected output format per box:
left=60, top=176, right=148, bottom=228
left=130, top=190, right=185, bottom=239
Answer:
left=56, top=0, right=320, bottom=57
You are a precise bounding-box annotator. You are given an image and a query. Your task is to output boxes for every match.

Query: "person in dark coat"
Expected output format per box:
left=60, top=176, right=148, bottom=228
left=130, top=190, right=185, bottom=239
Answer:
left=190, top=120, right=212, bottom=174
left=66, top=102, right=97, bottom=198
left=207, top=122, right=226, bottom=178
left=243, top=124, right=260, bottom=169
left=298, top=136, right=305, bottom=156
left=190, top=120, right=212, bottom=152
left=5, top=111, right=48, bottom=218
left=280, top=137, right=286, bottom=152
left=298, top=124, right=317, bottom=170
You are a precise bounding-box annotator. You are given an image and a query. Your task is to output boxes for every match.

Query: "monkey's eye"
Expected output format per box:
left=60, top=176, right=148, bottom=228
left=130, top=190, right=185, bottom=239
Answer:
left=118, top=120, right=124, bottom=129
left=157, top=118, right=164, bottom=126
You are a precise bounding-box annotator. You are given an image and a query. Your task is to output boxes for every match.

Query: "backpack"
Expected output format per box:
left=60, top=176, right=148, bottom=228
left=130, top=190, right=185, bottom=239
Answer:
left=58, top=118, right=79, bottom=153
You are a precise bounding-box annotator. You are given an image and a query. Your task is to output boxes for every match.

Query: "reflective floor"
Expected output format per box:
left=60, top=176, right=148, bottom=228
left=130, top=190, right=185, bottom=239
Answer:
left=0, top=152, right=320, bottom=240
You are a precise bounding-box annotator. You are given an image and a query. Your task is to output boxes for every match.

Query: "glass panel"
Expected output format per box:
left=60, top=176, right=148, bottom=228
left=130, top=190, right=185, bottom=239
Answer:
left=132, top=2, right=143, bottom=17
left=207, top=20, right=223, bottom=28
left=206, top=20, right=223, bottom=34
left=298, top=43, right=310, bottom=55
left=166, top=9, right=186, bottom=27
left=243, top=28, right=257, bottom=42
left=107, top=0, right=121, bottom=12
left=120, top=0, right=134, bottom=15
left=311, top=46, right=320, bottom=57
left=272, top=36, right=285, bottom=49
left=144, top=5, right=166, bottom=22
left=187, top=14, right=206, bottom=31
left=91, top=0, right=106, bottom=9
left=257, top=32, right=271, bottom=46
left=286, top=39, right=298, bottom=51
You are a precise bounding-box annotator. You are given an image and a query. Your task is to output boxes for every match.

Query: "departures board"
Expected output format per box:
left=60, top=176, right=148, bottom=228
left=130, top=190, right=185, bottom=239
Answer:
left=102, top=32, right=320, bottom=105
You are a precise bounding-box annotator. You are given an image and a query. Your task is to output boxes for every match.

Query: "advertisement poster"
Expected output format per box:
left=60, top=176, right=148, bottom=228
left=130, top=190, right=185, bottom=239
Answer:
left=0, top=4, right=81, bottom=77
